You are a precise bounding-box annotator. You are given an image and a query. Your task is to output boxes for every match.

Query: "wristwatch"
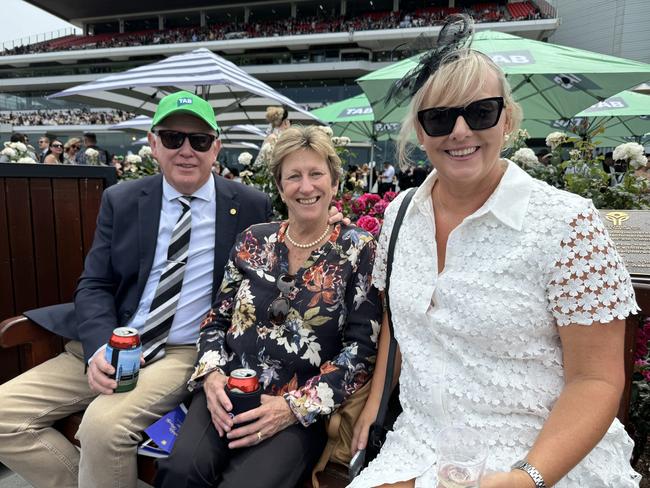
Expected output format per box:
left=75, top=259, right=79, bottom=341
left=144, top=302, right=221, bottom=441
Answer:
left=511, top=459, right=547, bottom=488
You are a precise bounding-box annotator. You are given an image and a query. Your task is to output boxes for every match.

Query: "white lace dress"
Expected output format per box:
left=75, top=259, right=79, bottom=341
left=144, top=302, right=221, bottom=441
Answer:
left=348, top=161, right=641, bottom=488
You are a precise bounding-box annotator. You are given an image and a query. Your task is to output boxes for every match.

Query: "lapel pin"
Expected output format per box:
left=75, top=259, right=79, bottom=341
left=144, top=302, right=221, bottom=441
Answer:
left=229, top=208, right=237, bottom=215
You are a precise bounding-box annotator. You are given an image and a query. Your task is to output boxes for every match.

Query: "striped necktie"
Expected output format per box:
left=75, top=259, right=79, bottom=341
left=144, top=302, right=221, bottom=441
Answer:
left=141, top=195, right=193, bottom=363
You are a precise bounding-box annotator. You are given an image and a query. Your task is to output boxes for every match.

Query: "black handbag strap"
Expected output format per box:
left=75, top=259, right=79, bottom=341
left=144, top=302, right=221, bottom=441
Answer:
left=374, top=187, right=416, bottom=429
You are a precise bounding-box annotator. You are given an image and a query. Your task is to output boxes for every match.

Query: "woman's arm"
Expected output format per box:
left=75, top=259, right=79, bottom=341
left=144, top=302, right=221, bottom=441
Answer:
left=482, top=319, right=626, bottom=488
left=284, top=237, right=382, bottom=426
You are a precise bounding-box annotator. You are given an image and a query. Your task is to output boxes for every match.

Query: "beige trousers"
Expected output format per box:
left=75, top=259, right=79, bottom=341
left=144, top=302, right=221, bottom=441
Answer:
left=0, top=340, right=195, bottom=488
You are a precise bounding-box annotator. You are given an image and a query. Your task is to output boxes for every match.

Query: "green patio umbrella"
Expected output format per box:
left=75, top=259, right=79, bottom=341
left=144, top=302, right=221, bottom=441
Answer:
left=310, top=93, right=400, bottom=142
left=358, top=30, right=650, bottom=123
left=522, top=90, right=650, bottom=145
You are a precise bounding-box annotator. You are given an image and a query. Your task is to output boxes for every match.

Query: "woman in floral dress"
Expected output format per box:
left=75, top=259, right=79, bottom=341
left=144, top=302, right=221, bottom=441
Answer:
left=157, top=125, right=381, bottom=488
left=349, top=15, right=640, bottom=488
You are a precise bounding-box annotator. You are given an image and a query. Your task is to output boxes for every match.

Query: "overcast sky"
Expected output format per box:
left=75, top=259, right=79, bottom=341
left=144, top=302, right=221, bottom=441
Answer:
left=1, top=0, right=78, bottom=47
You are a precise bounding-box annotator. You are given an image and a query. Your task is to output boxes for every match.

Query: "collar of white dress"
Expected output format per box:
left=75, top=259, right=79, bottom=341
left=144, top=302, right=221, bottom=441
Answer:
left=409, top=159, right=533, bottom=231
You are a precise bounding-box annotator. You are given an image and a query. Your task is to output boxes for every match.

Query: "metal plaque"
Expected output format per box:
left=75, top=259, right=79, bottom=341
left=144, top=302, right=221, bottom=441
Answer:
left=600, top=210, right=650, bottom=277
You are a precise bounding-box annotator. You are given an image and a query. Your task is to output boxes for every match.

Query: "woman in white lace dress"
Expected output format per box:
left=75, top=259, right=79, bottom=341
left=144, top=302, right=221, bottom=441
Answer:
left=349, top=16, right=641, bottom=488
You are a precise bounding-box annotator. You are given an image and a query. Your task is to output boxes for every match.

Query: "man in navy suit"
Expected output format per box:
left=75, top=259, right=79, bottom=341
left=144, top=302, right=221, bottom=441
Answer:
left=0, top=91, right=272, bottom=488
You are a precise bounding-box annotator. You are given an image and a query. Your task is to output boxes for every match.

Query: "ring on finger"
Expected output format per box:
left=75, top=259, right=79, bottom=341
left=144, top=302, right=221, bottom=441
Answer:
left=257, top=431, right=263, bottom=442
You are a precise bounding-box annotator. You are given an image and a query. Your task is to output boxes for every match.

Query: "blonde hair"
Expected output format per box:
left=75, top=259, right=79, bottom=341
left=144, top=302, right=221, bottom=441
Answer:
left=266, top=106, right=288, bottom=128
left=270, top=126, right=342, bottom=189
left=64, top=137, right=81, bottom=152
left=397, top=49, right=522, bottom=167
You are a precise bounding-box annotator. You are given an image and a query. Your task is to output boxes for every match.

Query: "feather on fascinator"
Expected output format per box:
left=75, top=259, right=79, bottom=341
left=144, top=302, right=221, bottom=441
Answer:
left=385, top=14, right=474, bottom=106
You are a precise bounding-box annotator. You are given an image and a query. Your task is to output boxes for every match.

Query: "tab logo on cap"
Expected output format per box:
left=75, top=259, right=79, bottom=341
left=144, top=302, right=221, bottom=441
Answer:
left=177, top=98, right=194, bottom=106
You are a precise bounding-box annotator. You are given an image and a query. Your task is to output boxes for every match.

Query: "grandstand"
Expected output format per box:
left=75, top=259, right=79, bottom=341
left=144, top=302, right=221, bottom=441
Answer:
left=0, top=0, right=558, bottom=158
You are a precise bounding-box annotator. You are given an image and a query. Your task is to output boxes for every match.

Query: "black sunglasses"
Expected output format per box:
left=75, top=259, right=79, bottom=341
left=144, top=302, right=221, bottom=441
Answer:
left=417, top=97, right=505, bottom=137
left=51, top=144, right=63, bottom=148
left=155, top=129, right=217, bottom=152
left=268, top=273, right=295, bottom=326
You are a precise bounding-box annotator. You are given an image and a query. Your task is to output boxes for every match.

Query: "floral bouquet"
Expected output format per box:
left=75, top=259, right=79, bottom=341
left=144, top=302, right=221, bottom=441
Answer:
left=334, top=191, right=398, bottom=236
left=238, top=151, right=253, bottom=167
left=1, top=141, right=38, bottom=164
left=613, top=142, right=648, bottom=170
left=84, top=147, right=100, bottom=165
left=118, top=146, right=160, bottom=181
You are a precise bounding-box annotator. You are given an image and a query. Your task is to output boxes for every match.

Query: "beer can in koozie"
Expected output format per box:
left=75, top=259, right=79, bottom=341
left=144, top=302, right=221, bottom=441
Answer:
left=226, top=368, right=261, bottom=420
left=227, top=368, right=260, bottom=393
left=105, top=327, right=141, bottom=393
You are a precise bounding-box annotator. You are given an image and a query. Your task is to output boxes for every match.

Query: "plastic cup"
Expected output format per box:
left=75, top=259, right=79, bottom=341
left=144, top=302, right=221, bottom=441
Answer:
left=436, top=425, right=487, bottom=488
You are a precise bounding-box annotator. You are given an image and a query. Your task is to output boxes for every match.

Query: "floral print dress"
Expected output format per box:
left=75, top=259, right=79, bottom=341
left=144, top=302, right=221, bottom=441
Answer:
left=188, top=222, right=381, bottom=426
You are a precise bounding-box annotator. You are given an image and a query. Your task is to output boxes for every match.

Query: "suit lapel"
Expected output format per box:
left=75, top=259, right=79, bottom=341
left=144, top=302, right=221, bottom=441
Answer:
left=213, top=174, right=240, bottom=300
left=137, top=175, right=163, bottom=299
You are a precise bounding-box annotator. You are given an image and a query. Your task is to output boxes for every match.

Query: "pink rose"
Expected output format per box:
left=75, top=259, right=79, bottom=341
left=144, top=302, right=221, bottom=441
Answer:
left=333, top=200, right=343, bottom=212
left=383, top=191, right=398, bottom=202
left=356, top=215, right=381, bottom=235
left=364, top=193, right=381, bottom=206
left=372, top=199, right=389, bottom=217
left=351, top=196, right=367, bottom=215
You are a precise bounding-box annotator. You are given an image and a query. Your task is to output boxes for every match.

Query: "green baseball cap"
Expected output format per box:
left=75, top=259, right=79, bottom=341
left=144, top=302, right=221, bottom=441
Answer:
left=151, top=91, right=220, bottom=133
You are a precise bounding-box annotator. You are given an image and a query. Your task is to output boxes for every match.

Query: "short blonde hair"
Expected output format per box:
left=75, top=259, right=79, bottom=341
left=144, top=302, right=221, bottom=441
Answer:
left=398, top=49, right=522, bottom=167
left=270, top=126, right=342, bottom=189
left=266, top=106, right=288, bottom=128
left=64, top=137, right=81, bottom=151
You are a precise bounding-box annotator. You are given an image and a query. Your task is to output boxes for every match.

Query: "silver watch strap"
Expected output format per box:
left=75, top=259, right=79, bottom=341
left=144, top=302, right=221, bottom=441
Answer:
left=512, top=459, right=547, bottom=488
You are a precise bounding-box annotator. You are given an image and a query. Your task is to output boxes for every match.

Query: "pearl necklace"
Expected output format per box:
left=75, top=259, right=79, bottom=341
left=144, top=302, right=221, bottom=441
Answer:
left=285, top=223, right=331, bottom=249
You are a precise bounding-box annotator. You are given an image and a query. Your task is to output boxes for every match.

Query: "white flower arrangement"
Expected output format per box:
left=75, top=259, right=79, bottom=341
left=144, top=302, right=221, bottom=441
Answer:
left=613, top=142, right=648, bottom=169
left=331, top=136, right=351, bottom=147
left=238, top=152, right=253, bottom=166
left=2, top=141, right=37, bottom=163
left=125, top=154, right=142, bottom=164
left=545, top=131, right=567, bottom=150
left=85, top=147, right=99, bottom=165
left=515, top=128, right=530, bottom=139
left=511, top=148, right=539, bottom=168
left=569, top=149, right=581, bottom=160
left=240, top=170, right=254, bottom=179
left=137, top=145, right=152, bottom=158
left=1, top=147, right=16, bottom=158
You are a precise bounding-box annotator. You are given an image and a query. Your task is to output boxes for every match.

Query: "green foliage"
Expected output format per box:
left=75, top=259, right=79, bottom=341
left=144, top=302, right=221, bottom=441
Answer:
left=510, top=130, right=650, bottom=210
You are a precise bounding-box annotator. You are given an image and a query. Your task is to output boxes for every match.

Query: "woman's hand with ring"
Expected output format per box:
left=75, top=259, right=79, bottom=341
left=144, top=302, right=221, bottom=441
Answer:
left=203, top=370, right=233, bottom=437
left=226, top=394, right=297, bottom=449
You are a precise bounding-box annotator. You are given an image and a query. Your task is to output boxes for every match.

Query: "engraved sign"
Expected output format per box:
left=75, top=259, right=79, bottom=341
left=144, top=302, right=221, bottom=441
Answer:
left=599, top=209, right=650, bottom=277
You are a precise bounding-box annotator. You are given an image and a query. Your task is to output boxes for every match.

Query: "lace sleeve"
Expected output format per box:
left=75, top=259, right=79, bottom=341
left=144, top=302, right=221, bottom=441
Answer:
left=371, top=193, right=404, bottom=291
left=547, top=203, right=639, bottom=326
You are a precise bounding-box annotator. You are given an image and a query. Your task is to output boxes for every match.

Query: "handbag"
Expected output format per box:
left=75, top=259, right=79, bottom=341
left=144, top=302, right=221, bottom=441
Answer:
left=311, top=188, right=417, bottom=486
left=349, top=187, right=417, bottom=480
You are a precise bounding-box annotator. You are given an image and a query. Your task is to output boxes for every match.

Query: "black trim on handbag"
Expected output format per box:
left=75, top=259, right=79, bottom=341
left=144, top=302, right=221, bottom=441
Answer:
left=349, top=187, right=417, bottom=480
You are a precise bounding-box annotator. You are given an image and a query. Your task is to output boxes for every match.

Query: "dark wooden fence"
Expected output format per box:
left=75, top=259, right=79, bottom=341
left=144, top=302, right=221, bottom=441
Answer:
left=0, top=163, right=116, bottom=383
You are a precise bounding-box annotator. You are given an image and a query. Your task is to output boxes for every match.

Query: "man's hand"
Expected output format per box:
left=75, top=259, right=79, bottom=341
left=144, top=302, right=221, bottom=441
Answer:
left=204, top=370, right=234, bottom=437
left=87, top=349, right=117, bottom=394
left=328, top=205, right=351, bottom=226
left=226, top=394, right=297, bottom=449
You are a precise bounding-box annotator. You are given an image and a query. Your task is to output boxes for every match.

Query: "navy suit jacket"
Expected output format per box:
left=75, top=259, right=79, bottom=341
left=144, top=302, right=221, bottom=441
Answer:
left=25, top=173, right=272, bottom=364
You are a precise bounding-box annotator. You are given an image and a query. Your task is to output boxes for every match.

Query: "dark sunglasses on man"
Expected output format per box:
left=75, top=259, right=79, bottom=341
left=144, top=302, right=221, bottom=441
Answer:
left=154, top=129, right=217, bottom=152
left=417, top=96, right=505, bottom=137
left=268, top=273, right=296, bottom=326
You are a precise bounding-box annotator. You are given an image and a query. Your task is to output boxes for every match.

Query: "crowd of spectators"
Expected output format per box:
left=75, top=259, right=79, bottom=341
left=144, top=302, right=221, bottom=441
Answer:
left=0, top=109, right=134, bottom=126
left=2, top=2, right=546, bottom=56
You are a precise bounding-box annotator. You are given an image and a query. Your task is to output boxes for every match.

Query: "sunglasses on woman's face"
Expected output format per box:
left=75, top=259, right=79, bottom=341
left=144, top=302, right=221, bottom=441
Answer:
left=268, top=273, right=295, bottom=326
left=417, top=96, right=505, bottom=137
left=51, top=144, right=63, bottom=148
left=154, top=129, right=217, bottom=152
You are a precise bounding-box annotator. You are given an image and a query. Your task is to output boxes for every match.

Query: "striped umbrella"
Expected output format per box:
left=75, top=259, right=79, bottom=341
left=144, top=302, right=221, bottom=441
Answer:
left=49, top=48, right=321, bottom=127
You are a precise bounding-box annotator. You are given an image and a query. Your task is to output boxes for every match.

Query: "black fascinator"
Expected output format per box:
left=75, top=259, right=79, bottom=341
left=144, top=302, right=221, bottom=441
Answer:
left=385, top=14, right=474, bottom=106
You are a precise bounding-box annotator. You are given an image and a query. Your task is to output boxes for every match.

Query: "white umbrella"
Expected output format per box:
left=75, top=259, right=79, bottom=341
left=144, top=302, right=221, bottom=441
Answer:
left=50, top=48, right=321, bottom=127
